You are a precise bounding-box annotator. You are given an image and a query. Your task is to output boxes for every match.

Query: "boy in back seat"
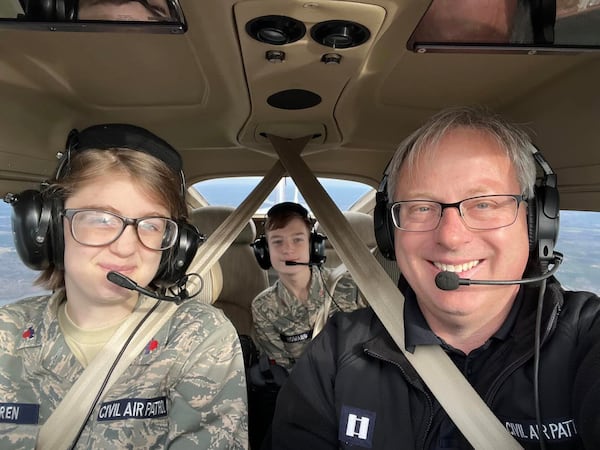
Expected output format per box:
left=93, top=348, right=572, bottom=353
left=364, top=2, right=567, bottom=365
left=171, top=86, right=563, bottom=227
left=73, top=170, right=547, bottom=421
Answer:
left=251, top=202, right=366, bottom=371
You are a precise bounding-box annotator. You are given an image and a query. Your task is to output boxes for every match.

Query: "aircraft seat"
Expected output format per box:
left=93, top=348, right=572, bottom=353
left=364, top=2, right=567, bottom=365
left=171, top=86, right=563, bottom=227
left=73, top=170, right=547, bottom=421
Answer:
left=315, top=210, right=400, bottom=286
left=189, top=205, right=269, bottom=336
left=193, top=259, right=224, bottom=305
left=315, top=210, right=377, bottom=268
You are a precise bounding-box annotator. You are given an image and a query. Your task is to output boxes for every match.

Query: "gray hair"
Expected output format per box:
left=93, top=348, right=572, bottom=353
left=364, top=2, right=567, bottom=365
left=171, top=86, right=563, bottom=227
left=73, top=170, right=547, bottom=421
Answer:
left=386, top=105, right=537, bottom=202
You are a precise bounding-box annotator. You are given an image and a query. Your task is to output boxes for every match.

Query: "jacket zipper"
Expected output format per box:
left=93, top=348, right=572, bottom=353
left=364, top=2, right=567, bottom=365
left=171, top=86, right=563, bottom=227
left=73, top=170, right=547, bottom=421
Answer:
left=484, top=303, right=561, bottom=404
left=364, top=348, right=433, bottom=450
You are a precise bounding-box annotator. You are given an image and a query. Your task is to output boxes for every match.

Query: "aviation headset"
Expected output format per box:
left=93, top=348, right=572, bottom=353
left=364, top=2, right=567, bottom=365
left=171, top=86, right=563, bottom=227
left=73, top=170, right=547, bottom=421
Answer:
left=9, top=123, right=203, bottom=286
left=20, top=0, right=77, bottom=21
left=252, top=202, right=327, bottom=270
left=374, top=146, right=560, bottom=267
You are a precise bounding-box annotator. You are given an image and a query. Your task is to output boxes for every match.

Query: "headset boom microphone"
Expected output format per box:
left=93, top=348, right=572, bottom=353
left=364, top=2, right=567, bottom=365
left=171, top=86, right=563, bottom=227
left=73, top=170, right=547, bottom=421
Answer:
left=435, top=253, right=563, bottom=291
left=285, top=261, right=313, bottom=266
left=107, top=271, right=186, bottom=304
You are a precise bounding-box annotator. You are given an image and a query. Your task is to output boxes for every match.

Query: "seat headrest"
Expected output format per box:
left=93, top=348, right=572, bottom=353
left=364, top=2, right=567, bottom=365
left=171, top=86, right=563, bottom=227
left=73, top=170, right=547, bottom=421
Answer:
left=315, top=211, right=376, bottom=249
left=189, top=205, right=257, bottom=244
left=194, top=260, right=224, bottom=304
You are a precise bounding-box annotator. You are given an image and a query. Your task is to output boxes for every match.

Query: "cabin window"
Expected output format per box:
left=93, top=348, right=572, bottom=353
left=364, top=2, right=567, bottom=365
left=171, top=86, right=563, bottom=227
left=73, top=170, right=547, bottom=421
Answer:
left=554, top=210, right=600, bottom=293
left=0, top=201, right=49, bottom=306
left=192, top=177, right=375, bottom=214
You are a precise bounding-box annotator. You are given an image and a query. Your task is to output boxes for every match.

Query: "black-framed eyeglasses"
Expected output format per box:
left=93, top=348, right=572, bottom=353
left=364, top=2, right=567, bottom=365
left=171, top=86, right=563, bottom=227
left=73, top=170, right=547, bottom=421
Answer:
left=62, top=209, right=178, bottom=250
left=390, top=194, right=526, bottom=232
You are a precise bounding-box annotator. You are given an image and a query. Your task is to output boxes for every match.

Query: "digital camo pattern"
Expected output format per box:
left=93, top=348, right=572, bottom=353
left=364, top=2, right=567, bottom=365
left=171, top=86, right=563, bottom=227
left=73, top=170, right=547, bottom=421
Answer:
left=0, top=291, right=248, bottom=449
left=251, top=267, right=366, bottom=371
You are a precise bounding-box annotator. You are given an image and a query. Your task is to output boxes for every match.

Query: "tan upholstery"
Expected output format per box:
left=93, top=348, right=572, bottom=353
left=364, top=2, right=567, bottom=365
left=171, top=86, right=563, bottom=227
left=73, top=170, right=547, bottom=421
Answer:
left=189, top=206, right=269, bottom=335
left=193, top=260, right=223, bottom=304
left=315, top=211, right=376, bottom=268
left=316, top=211, right=400, bottom=286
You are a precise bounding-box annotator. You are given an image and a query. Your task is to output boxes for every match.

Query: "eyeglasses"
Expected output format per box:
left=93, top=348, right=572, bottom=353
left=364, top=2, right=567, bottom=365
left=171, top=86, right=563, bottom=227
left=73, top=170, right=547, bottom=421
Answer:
left=62, top=209, right=178, bottom=250
left=390, top=194, right=525, bottom=232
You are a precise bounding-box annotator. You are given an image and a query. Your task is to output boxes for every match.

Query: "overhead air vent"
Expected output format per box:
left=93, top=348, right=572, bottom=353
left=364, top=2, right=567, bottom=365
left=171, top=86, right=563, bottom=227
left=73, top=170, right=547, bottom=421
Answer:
left=246, top=15, right=306, bottom=45
left=311, top=20, right=370, bottom=49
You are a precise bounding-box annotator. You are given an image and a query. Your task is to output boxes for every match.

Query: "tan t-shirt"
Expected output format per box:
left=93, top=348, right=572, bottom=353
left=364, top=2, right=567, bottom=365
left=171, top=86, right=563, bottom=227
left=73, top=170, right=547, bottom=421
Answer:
left=57, top=302, right=127, bottom=367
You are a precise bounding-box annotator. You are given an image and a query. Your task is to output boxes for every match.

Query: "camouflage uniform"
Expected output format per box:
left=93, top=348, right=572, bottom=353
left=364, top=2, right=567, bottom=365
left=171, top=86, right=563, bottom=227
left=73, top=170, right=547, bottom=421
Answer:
left=0, top=290, right=248, bottom=449
left=251, top=267, right=365, bottom=371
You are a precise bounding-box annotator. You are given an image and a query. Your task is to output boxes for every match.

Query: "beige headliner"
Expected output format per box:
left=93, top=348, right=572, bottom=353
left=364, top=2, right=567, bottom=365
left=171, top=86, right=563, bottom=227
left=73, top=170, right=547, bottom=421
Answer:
left=0, top=0, right=599, bottom=212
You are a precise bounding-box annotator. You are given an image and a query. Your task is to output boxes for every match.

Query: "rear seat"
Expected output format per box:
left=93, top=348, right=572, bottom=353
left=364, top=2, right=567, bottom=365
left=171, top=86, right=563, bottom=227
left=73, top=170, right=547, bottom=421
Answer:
left=189, top=205, right=269, bottom=336
left=315, top=211, right=400, bottom=286
left=192, top=259, right=224, bottom=304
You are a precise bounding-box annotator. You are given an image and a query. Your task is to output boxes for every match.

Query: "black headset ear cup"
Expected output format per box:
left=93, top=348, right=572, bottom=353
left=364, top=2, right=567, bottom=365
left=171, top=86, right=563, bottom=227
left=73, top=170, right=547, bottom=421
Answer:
left=252, top=235, right=271, bottom=270
left=24, top=0, right=56, bottom=20
left=10, top=190, right=51, bottom=270
left=154, top=221, right=203, bottom=286
left=310, top=231, right=327, bottom=265
left=9, top=189, right=64, bottom=271
left=528, top=183, right=560, bottom=266
left=374, top=190, right=396, bottom=260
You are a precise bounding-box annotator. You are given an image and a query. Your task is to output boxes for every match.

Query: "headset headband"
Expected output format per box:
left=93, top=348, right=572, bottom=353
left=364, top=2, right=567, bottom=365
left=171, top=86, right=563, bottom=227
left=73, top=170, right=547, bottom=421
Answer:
left=60, top=123, right=182, bottom=174
left=267, top=201, right=309, bottom=219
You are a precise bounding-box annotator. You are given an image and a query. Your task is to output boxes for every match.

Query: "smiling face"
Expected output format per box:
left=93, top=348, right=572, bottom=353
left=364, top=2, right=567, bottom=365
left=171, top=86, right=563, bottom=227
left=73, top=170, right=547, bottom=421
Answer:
left=62, top=172, right=167, bottom=308
left=393, top=127, right=530, bottom=334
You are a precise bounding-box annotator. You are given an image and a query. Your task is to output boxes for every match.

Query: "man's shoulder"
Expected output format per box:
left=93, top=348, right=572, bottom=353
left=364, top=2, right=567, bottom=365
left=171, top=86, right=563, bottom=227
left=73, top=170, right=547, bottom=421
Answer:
left=557, top=285, right=600, bottom=319
left=305, top=308, right=386, bottom=370
left=0, top=294, right=52, bottom=322
left=562, top=288, right=599, bottom=303
left=327, top=307, right=382, bottom=341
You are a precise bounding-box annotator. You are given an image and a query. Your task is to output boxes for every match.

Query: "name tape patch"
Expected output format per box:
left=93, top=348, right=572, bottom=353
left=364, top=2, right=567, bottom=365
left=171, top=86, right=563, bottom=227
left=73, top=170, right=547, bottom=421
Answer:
left=280, top=329, right=313, bottom=344
left=0, top=402, right=39, bottom=424
left=503, top=417, right=578, bottom=442
left=98, top=396, right=168, bottom=422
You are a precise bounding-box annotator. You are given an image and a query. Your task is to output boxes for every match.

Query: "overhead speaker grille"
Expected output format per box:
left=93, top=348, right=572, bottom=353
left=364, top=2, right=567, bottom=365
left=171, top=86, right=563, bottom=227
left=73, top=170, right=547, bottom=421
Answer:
left=246, top=15, right=306, bottom=45
left=311, top=20, right=370, bottom=49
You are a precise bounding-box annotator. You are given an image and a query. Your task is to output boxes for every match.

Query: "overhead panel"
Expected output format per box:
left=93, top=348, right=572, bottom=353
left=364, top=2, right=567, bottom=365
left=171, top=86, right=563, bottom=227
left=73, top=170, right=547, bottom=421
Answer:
left=234, top=0, right=386, bottom=153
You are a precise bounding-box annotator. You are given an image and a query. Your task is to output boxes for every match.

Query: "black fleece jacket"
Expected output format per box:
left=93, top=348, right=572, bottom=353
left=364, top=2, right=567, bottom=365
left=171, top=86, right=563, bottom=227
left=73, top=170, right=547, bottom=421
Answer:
left=272, top=278, right=600, bottom=449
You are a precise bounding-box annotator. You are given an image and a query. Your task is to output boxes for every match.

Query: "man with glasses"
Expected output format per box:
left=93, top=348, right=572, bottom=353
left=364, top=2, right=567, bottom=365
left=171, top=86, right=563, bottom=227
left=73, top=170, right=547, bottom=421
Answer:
left=269, top=106, right=600, bottom=449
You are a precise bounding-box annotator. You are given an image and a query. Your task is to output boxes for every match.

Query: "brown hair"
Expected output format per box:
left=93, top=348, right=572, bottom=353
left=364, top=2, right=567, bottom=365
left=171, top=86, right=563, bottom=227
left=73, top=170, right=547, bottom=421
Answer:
left=264, top=202, right=311, bottom=235
left=36, top=147, right=187, bottom=290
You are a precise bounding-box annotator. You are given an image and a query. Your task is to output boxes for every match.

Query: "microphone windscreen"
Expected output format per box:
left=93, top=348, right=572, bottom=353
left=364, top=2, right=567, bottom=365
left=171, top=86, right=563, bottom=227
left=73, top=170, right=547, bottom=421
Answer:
left=435, top=271, right=460, bottom=291
left=285, top=261, right=311, bottom=266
